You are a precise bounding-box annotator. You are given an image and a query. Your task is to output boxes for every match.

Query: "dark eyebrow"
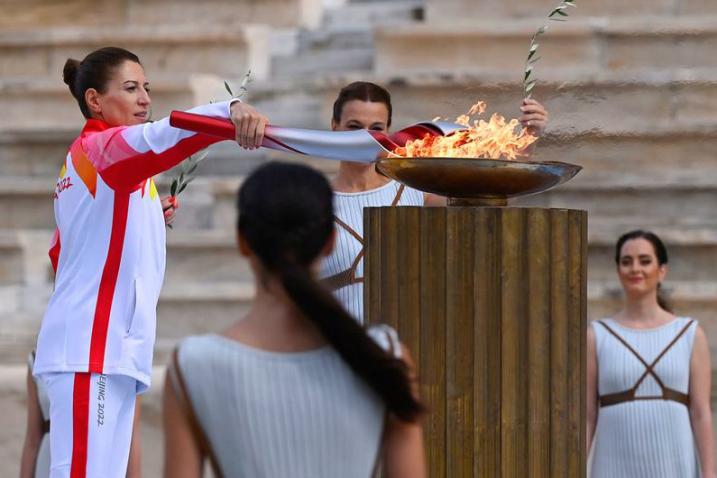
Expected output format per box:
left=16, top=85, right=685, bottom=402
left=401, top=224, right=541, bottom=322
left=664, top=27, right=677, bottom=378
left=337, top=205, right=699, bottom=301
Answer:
left=637, top=254, right=653, bottom=259
left=122, top=80, right=149, bottom=87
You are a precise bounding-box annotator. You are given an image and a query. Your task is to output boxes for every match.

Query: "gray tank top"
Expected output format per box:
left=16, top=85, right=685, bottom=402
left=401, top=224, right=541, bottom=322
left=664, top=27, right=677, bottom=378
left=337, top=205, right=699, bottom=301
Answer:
left=175, top=325, right=400, bottom=477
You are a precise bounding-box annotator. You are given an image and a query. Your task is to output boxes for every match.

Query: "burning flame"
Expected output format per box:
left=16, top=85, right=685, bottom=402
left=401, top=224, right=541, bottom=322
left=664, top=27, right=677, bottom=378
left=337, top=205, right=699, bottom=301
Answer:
left=394, top=101, right=537, bottom=160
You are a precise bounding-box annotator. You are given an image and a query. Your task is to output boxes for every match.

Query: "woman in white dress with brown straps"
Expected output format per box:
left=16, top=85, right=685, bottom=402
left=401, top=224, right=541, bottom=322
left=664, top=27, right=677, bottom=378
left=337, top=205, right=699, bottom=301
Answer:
left=587, top=230, right=716, bottom=477
left=320, top=82, right=549, bottom=323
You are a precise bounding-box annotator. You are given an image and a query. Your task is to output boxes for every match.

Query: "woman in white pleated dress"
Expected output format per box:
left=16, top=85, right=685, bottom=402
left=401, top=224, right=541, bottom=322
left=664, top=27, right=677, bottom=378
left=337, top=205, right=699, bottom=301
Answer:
left=321, top=82, right=549, bottom=323
left=587, top=230, right=716, bottom=478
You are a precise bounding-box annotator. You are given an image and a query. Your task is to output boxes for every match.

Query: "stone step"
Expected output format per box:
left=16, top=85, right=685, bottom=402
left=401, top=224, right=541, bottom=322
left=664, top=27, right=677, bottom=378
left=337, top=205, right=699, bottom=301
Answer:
left=2, top=170, right=715, bottom=231
left=3, top=279, right=716, bottom=365
left=0, top=179, right=54, bottom=230
left=0, top=77, right=195, bottom=131
left=0, top=227, right=252, bottom=288
left=211, top=179, right=717, bottom=235
left=375, top=17, right=717, bottom=77
left=271, top=46, right=374, bottom=78
left=0, top=281, right=255, bottom=364
left=584, top=228, right=717, bottom=283
left=3, top=123, right=715, bottom=190
left=324, top=0, right=423, bottom=28
left=269, top=3, right=421, bottom=78
left=0, top=236, right=23, bottom=286
left=515, top=183, right=717, bottom=230
left=5, top=67, right=716, bottom=134
left=532, top=125, right=717, bottom=187
left=164, top=231, right=251, bottom=287
left=369, top=72, right=717, bottom=136
left=424, top=0, right=714, bottom=23
left=0, top=0, right=320, bottom=29
left=5, top=223, right=714, bottom=291
left=123, top=0, right=323, bottom=29
left=0, top=24, right=269, bottom=82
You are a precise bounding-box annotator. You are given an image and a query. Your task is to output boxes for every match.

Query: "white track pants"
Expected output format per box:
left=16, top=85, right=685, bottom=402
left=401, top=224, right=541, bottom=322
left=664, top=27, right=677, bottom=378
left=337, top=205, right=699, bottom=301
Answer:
left=41, top=373, right=136, bottom=478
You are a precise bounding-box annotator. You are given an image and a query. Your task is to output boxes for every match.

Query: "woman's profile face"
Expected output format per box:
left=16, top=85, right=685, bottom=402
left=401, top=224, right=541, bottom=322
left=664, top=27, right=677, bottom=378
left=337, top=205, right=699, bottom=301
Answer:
left=617, top=237, right=666, bottom=297
left=332, top=99, right=389, bottom=133
left=90, top=60, right=151, bottom=126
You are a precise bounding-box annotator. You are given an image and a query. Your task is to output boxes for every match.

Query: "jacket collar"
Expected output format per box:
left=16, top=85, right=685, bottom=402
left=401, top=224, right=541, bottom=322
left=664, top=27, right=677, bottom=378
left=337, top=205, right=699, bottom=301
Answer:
left=80, top=118, right=113, bottom=137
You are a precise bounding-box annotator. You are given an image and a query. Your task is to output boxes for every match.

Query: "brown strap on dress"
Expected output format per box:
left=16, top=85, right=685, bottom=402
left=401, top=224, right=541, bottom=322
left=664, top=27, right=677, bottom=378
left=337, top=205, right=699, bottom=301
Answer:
left=391, top=184, right=405, bottom=207
left=597, top=320, right=694, bottom=408
left=335, top=216, right=364, bottom=245
left=324, top=184, right=405, bottom=290
left=170, top=349, right=225, bottom=478
left=42, top=419, right=50, bottom=434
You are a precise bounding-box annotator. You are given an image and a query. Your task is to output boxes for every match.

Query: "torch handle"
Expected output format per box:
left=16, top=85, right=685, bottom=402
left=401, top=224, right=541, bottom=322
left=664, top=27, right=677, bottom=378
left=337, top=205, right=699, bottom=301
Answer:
left=170, top=111, right=239, bottom=141
left=168, top=110, right=464, bottom=162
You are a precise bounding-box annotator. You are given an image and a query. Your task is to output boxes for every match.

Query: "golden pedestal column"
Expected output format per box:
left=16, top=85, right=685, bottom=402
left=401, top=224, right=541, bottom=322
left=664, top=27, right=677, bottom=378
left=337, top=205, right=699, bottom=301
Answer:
left=364, top=206, right=587, bottom=478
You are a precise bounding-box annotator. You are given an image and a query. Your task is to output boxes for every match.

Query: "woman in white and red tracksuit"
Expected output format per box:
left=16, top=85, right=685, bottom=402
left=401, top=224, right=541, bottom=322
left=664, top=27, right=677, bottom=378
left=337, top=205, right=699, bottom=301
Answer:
left=32, top=46, right=268, bottom=478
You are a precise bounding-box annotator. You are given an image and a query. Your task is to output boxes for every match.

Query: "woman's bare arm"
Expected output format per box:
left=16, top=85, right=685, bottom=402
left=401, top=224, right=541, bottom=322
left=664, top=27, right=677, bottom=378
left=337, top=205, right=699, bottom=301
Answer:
left=689, top=325, right=716, bottom=478
left=381, top=344, right=426, bottom=478
left=586, top=324, right=599, bottom=456
left=126, top=395, right=143, bottom=478
left=162, top=369, right=203, bottom=478
left=19, top=369, right=43, bottom=478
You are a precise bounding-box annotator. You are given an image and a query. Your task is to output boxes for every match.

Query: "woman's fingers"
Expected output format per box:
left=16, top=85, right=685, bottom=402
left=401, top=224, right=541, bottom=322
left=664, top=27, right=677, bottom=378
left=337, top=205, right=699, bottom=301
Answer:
left=164, top=209, right=176, bottom=226
left=246, top=115, right=262, bottom=150
left=520, top=98, right=548, bottom=136
left=254, top=116, right=267, bottom=150
left=520, top=113, right=547, bottom=123
left=161, top=195, right=179, bottom=211
left=230, top=102, right=269, bottom=150
left=161, top=195, right=179, bottom=226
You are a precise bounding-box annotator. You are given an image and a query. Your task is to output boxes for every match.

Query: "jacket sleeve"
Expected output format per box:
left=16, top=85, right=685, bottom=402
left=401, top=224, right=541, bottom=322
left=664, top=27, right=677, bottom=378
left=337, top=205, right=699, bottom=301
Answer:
left=83, top=100, right=238, bottom=191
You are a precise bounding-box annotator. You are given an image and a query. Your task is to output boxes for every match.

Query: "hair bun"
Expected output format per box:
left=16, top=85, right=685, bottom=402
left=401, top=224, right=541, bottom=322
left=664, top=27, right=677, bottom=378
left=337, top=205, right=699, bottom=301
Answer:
left=62, top=58, right=80, bottom=91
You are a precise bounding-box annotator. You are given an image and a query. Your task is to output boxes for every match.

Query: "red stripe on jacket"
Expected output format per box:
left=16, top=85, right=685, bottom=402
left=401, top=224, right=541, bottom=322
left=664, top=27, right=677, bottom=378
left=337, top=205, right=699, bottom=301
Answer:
left=70, top=373, right=91, bottom=478
left=88, top=193, right=130, bottom=372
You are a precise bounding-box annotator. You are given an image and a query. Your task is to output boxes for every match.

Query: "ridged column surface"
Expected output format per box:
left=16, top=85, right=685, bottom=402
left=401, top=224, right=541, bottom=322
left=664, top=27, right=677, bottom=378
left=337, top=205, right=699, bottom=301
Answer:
left=364, top=207, right=587, bottom=478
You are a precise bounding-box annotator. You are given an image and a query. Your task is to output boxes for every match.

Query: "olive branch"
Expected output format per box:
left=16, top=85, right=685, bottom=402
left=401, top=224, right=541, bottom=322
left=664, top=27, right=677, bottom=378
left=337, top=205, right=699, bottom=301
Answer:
left=524, top=0, right=576, bottom=98
left=169, top=70, right=253, bottom=199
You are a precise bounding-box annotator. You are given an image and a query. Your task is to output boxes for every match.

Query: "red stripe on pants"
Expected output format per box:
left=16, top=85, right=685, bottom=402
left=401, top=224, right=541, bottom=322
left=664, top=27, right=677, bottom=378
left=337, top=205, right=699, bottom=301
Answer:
left=70, top=373, right=91, bottom=478
left=89, top=192, right=130, bottom=372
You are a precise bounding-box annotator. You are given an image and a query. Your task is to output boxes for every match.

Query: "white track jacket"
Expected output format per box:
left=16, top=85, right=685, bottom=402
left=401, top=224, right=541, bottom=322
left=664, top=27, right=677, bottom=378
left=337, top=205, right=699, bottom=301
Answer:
left=34, top=101, right=235, bottom=393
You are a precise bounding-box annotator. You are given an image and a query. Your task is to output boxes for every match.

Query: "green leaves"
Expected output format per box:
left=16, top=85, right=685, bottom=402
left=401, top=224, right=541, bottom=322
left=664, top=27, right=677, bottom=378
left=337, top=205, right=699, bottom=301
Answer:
left=224, top=80, right=234, bottom=97
left=168, top=149, right=207, bottom=203
left=523, top=0, right=577, bottom=99
left=224, top=69, right=253, bottom=101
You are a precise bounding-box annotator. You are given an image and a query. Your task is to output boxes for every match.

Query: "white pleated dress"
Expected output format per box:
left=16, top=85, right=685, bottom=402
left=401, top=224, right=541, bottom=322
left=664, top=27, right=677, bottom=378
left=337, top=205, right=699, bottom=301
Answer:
left=589, top=317, right=700, bottom=478
left=319, top=180, right=423, bottom=323
left=174, top=325, right=402, bottom=478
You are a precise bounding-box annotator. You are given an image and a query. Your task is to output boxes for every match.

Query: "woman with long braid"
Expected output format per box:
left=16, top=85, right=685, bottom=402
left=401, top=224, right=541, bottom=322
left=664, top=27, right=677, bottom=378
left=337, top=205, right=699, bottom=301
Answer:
left=163, top=162, right=425, bottom=478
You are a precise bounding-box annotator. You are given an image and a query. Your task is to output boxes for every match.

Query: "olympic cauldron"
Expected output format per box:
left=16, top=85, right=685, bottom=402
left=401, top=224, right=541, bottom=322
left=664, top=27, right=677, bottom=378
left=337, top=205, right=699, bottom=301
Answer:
left=170, top=112, right=587, bottom=478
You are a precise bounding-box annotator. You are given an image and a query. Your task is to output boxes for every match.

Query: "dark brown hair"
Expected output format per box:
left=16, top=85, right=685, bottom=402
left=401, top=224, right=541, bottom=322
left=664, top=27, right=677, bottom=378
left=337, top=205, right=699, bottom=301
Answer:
left=332, top=81, right=393, bottom=127
left=63, top=47, right=141, bottom=119
left=615, top=229, right=672, bottom=312
left=237, top=162, right=424, bottom=422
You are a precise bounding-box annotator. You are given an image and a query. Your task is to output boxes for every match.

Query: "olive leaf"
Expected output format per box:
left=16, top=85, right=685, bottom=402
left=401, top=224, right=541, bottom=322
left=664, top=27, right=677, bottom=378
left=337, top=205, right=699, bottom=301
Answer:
left=524, top=0, right=577, bottom=98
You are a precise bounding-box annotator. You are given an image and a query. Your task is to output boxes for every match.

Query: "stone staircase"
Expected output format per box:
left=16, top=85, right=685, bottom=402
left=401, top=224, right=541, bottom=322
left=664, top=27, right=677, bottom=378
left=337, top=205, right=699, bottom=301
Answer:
left=1, top=0, right=717, bottom=474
